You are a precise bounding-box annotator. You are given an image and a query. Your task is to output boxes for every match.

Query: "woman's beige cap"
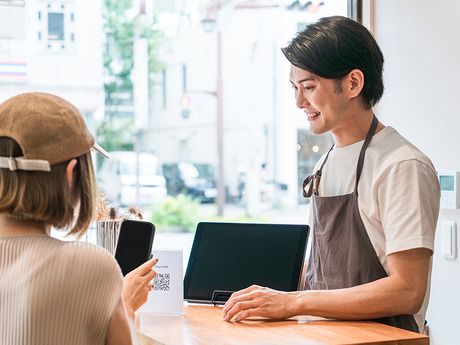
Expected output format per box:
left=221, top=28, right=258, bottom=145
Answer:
left=0, top=92, right=108, bottom=172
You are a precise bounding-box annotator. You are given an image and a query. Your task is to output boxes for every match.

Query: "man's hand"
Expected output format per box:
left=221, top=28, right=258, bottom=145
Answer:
left=122, top=258, right=158, bottom=319
left=222, top=248, right=432, bottom=323
left=222, top=285, right=299, bottom=322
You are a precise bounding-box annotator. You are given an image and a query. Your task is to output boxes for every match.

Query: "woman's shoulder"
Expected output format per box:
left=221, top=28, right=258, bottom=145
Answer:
left=1, top=236, right=123, bottom=281
left=61, top=240, right=112, bottom=257
left=60, top=241, right=122, bottom=276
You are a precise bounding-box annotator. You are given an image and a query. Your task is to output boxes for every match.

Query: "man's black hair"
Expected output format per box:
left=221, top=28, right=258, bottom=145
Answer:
left=281, top=16, right=384, bottom=108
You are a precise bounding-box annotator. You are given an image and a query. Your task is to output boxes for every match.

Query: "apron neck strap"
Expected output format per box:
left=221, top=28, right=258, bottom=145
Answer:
left=354, top=115, right=379, bottom=194
left=302, top=115, right=379, bottom=198
left=319, top=144, right=334, bottom=172
left=302, top=145, right=334, bottom=198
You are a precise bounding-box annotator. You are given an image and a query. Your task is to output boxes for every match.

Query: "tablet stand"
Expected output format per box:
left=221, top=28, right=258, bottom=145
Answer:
left=211, top=290, right=234, bottom=305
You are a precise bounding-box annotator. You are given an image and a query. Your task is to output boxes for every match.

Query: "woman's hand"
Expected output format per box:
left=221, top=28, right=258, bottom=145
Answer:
left=122, top=258, right=158, bottom=319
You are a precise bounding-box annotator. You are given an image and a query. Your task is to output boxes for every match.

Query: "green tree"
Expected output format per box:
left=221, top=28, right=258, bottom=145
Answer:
left=100, top=0, right=163, bottom=150
left=152, top=195, right=200, bottom=233
left=97, top=117, right=135, bottom=152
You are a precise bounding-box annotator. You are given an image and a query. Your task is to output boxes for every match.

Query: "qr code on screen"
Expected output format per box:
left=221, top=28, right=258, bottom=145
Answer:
left=152, top=273, right=170, bottom=291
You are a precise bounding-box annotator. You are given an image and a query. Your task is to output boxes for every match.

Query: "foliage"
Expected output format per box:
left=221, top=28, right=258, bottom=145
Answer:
left=96, top=117, right=135, bottom=152
left=99, top=0, right=164, bottom=156
left=102, top=0, right=163, bottom=98
left=103, top=0, right=135, bottom=94
left=152, top=194, right=270, bottom=233
left=152, top=195, right=200, bottom=233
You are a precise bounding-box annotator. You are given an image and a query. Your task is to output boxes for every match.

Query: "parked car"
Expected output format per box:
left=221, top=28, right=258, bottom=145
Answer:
left=97, top=151, right=167, bottom=207
left=162, top=162, right=217, bottom=203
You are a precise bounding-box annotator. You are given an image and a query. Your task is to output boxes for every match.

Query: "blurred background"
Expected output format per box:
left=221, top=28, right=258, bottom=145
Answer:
left=0, top=0, right=347, bottom=256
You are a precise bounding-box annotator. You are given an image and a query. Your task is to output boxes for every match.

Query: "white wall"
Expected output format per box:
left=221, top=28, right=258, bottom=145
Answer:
left=0, top=0, right=104, bottom=113
left=373, top=1, right=460, bottom=343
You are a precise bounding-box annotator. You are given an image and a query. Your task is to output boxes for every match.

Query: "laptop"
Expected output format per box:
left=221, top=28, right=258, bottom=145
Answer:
left=183, top=222, right=309, bottom=304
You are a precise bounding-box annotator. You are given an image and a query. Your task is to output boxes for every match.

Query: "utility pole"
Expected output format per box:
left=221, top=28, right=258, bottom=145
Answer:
left=132, top=0, right=149, bottom=207
left=216, top=30, right=225, bottom=216
left=201, top=9, right=225, bottom=216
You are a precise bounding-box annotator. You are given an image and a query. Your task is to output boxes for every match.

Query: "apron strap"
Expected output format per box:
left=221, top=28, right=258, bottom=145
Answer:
left=302, top=145, right=334, bottom=198
left=318, top=145, right=334, bottom=172
left=354, top=115, right=379, bottom=194
left=303, top=115, right=379, bottom=198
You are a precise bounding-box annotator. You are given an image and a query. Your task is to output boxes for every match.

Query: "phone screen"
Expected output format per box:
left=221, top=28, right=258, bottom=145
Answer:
left=114, top=220, right=155, bottom=276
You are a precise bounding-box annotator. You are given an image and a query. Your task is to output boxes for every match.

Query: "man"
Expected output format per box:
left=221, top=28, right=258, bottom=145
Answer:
left=222, top=16, right=440, bottom=333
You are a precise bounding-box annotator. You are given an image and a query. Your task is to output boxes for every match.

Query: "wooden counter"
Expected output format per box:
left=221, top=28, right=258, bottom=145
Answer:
left=136, top=305, right=428, bottom=345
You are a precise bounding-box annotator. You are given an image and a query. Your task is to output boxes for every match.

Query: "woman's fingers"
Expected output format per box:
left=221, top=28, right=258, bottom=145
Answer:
left=144, top=268, right=157, bottom=282
left=133, top=258, right=158, bottom=276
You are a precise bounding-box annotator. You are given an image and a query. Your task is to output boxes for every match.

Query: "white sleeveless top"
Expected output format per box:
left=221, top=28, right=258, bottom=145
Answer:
left=0, top=235, right=124, bottom=345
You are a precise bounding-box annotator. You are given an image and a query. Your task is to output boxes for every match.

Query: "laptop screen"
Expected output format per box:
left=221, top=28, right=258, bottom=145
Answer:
left=184, top=222, right=309, bottom=304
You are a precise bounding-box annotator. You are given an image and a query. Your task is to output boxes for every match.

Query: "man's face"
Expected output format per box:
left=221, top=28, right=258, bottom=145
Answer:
left=289, top=65, right=350, bottom=136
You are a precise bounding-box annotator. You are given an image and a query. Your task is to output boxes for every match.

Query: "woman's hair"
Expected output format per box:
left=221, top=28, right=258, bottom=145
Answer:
left=0, top=137, right=97, bottom=237
left=281, top=16, right=384, bottom=108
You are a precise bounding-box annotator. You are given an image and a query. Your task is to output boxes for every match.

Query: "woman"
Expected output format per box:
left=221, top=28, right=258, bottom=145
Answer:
left=0, top=92, right=156, bottom=344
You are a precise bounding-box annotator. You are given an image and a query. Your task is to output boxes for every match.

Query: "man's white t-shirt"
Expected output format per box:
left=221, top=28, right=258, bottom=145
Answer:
left=306, top=126, right=440, bottom=332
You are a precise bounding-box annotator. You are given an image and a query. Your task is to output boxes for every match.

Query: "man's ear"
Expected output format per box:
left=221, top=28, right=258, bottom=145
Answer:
left=66, top=159, right=78, bottom=188
left=345, top=69, right=365, bottom=99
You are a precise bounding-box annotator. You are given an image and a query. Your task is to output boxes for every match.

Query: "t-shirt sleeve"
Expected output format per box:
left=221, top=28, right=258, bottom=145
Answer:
left=377, top=159, right=440, bottom=255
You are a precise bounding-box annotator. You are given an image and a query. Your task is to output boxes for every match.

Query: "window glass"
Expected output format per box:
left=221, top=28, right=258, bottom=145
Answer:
left=440, top=176, right=455, bottom=191
left=48, top=12, right=64, bottom=40
left=1, top=0, right=350, bottom=265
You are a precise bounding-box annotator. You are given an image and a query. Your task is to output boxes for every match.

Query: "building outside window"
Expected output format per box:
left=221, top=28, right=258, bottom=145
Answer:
left=0, top=0, right=351, bottom=265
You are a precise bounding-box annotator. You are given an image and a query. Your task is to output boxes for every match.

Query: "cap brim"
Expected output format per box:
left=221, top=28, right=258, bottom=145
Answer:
left=93, top=142, right=110, bottom=159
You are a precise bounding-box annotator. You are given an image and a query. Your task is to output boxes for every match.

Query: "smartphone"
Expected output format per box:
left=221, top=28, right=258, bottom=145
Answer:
left=114, top=220, right=155, bottom=276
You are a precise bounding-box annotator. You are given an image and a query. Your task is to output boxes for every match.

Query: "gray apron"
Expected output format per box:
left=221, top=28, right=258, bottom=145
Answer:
left=302, top=116, right=418, bottom=332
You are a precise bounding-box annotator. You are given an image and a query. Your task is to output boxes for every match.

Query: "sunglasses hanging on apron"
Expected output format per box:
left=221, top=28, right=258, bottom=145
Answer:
left=302, top=115, right=418, bottom=332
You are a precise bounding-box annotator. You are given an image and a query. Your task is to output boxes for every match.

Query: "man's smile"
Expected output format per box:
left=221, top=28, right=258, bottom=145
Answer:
left=306, top=111, right=321, bottom=119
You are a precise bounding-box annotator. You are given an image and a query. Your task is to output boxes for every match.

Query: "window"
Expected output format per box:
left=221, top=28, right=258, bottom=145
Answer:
left=48, top=12, right=64, bottom=40
left=1, top=0, right=354, bottom=265
left=35, top=2, right=76, bottom=51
